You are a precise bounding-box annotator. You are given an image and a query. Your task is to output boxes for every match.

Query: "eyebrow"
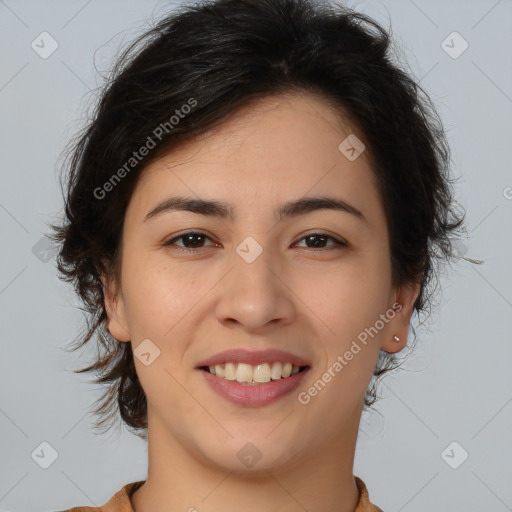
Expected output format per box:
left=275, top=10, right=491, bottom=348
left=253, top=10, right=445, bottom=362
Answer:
left=144, top=195, right=368, bottom=224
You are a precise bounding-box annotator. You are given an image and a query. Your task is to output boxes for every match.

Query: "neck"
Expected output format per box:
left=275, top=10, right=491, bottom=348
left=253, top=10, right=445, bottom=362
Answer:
left=131, top=411, right=362, bottom=512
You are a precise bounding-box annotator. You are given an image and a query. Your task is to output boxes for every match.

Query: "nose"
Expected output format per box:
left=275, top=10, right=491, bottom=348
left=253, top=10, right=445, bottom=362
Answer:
left=215, top=241, right=297, bottom=333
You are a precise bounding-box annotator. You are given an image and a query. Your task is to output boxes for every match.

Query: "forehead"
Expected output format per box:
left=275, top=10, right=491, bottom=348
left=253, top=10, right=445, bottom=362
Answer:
left=143, top=92, right=363, bottom=173
left=128, top=92, right=384, bottom=227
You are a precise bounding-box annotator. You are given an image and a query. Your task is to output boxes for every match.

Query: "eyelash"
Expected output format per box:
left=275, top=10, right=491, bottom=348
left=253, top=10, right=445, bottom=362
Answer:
left=162, top=231, right=348, bottom=253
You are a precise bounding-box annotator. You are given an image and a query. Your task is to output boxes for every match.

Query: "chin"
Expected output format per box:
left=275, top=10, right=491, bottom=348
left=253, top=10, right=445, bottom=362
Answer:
left=200, top=438, right=303, bottom=475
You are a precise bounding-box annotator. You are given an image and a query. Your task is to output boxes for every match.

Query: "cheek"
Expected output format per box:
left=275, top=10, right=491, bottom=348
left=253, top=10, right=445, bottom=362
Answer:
left=121, top=255, right=193, bottom=334
left=300, top=252, right=391, bottom=337
left=304, top=254, right=390, bottom=396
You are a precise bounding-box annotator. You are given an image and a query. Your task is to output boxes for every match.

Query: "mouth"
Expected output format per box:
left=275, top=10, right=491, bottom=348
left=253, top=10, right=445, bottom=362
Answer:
left=195, top=348, right=312, bottom=386
left=198, top=363, right=310, bottom=386
left=198, top=363, right=311, bottom=407
left=195, top=348, right=312, bottom=405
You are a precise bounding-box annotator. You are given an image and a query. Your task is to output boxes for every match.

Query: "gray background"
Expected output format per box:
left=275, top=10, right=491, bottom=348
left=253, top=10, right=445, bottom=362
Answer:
left=0, top=0, right=511, bottom=510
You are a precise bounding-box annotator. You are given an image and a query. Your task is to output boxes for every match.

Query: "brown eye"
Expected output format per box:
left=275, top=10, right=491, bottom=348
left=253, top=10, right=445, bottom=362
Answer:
left=295, top=233, right=347, bottom=250
left=163, top=232, right=216, bottom=252
left=163, top=231, right=347, bottom=253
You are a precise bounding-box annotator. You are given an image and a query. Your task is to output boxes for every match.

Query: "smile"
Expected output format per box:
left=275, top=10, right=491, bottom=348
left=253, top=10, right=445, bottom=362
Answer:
left=200, top=362, right=308, bottom=385
left=199, top=364, right=311, bottom=407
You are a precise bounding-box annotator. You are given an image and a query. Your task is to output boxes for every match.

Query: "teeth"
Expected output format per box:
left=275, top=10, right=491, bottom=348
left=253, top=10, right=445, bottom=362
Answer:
left=224, top=362, right=237, bottom=380
left=236, top=363, right=254, bottom=383
left=207, top=362, right=303, bottom=384
left=253, top=363, right=272, bottom=383
left=271, top=362, right=282, bottom=379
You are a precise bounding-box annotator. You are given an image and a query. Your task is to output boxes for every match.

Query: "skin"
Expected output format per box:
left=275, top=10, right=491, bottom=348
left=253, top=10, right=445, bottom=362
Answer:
left=102, top=91, right=420, bottom=512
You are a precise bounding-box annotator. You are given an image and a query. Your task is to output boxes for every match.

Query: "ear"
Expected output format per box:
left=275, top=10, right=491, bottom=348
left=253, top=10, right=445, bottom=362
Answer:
left=100, top=271, right=131, bottom=342
left=381, top=278, right=421, bottom=354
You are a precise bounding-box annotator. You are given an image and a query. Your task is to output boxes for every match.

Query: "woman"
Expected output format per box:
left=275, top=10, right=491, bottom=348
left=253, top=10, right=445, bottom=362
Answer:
left=50, top=0, right=479, bottom=510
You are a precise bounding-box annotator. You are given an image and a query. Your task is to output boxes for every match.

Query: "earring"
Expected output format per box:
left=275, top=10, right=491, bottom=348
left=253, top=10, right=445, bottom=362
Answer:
left=393, top=335, right=400, bottom=342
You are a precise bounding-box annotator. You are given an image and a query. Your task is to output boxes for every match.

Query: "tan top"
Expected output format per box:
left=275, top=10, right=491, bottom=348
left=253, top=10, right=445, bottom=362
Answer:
left=62, top=476, right=383, bottom=511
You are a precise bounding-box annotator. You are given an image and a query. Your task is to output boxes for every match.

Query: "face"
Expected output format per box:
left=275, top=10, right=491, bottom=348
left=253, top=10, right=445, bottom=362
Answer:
left=103, top=92, right=419, bottom=474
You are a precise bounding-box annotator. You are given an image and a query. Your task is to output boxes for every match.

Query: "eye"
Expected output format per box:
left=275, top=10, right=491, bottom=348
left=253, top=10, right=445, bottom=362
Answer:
left=163, top=231, right=347, bottom=253
left=293, top=233, right=347, bottom=250
left=163, top=231, right=217, bottom=252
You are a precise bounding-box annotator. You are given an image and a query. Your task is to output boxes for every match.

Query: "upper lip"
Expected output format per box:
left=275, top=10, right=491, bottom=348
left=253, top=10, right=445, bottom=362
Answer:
left=196, top=348, right=311, bottom=368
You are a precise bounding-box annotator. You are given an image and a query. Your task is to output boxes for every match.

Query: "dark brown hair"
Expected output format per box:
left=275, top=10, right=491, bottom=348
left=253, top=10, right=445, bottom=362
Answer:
left=49, top=0, right=482, bottom=440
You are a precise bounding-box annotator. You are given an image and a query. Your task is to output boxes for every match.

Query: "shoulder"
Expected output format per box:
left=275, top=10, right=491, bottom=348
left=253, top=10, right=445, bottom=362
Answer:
left=56, top=481, right=145, bottom=512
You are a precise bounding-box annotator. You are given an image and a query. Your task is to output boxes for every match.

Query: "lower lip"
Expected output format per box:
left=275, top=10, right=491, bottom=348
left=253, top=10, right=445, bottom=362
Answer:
left=199, top=367, right=310, bottom=407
